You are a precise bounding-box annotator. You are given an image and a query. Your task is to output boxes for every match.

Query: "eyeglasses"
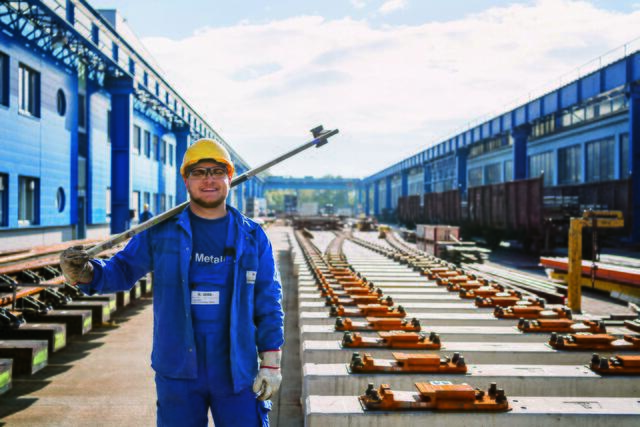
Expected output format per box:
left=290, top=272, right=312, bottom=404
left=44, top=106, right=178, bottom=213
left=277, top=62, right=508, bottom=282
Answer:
left=188, top=167, right=228, bottom=179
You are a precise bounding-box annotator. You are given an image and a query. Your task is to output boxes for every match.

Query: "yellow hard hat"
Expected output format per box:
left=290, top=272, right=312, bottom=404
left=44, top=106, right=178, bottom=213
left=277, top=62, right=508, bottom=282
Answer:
left=180, top=138, right=235, bottom=179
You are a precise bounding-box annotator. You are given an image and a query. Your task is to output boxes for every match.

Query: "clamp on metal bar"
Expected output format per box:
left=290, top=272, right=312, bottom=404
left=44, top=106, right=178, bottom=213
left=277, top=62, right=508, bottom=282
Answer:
left=549, top=332, right=640, bottom=351
left=590, top=354, right=640, bottom=375
left=360, top=382, right=510, bottom=412
left=494, top=306, right=572, bottom=319
left=518, top=318, right=605, bottom=333
left=459, top=285, right=507, bottom=299
left=335, top=316, right=421, bottom=332
left=342, top=331, right=441, bottom=349
left=330, top=304, right=406, bottom=318
left=349, top=351, right=467, bottom=374
left=475, top=295, right=545, bottom=308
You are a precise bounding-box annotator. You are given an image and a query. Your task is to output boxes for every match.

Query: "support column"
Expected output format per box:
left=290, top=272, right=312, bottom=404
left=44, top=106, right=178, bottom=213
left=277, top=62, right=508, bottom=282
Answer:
left=512, top=125, right=531, bottom=180
left=373, top=181, right=380, bottom=216
left=629, top=85, right=640, bottom=243
left=364, top=184, right=370, bottom=216
left=401, top=170, right=409, bottom=197
left=456, top=147, right=469, bottom=194
left=106, top=76, right=134, bottom=234
left=173, top=127, right=190, bottom=204
left=385, top=176, right=392, bottom=212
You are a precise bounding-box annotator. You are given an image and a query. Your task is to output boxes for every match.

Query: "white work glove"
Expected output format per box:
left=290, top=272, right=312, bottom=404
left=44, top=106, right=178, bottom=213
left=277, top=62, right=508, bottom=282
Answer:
left=252, top=350, right=282, bottom=401
left=59, top=245, right=94, bottom=285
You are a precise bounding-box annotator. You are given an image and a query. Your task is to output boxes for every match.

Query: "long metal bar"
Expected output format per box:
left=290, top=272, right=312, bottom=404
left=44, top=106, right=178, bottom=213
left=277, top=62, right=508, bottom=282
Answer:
left=85, top=127, right=338, bottom=258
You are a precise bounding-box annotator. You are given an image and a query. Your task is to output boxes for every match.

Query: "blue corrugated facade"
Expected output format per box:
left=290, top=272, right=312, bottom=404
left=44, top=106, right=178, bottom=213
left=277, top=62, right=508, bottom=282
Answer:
left=0, top=1, right=261, bottom=250
left=362, top=49, right=640, bottom=243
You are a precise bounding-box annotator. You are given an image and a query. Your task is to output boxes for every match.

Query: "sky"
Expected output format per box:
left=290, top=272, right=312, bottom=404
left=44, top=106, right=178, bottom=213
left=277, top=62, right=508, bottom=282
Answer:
left=89, top=0, right=640, bottom=178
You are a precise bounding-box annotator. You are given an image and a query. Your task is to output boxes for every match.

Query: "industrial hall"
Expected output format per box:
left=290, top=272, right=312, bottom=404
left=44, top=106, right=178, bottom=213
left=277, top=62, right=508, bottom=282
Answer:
left=0, top=1, right=639, bottom=426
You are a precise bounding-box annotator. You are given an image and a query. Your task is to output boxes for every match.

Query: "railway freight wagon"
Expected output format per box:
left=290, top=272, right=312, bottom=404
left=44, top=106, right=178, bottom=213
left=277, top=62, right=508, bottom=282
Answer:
left=397, top=176, right=633, bottom=251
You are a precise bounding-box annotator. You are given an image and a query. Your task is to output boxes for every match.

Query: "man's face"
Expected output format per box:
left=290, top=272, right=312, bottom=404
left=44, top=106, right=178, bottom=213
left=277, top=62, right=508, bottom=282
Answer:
left=184, top=160, right=230, bottom=209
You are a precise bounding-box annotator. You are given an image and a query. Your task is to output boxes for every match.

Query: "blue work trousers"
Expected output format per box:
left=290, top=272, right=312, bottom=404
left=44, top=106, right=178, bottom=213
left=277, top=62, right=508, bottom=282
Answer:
left=155, top=325, right=271, bottom=426
left=156, top=278, right=270, bottom=426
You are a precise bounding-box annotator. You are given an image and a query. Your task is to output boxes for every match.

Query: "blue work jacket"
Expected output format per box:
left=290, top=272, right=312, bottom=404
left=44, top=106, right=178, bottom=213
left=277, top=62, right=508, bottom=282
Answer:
left=82, top=205, right=285, bottom=392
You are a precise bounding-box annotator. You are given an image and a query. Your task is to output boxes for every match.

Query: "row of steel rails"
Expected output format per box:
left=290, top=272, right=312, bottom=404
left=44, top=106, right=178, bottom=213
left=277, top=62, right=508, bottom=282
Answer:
left=383, top=228, right=568, bottom=304
left=291, top=229, right=640, bottom=427
left=0, top=239, right=149, bottom=396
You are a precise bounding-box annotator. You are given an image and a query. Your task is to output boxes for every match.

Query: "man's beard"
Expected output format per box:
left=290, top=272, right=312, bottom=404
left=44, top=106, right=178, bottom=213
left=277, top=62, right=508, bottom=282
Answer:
left=188, top=192, right=226, bottom=209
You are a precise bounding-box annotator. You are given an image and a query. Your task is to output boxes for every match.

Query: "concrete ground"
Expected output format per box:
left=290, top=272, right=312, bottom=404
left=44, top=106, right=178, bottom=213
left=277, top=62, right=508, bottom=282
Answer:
left=0, top=299, right=156, bottom=426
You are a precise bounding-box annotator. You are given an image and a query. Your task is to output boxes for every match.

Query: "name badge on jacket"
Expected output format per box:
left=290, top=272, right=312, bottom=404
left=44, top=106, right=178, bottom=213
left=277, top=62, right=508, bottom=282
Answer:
left=191, top=291, right=220, bottom=305
left=246, top=271, right=257, bottom=284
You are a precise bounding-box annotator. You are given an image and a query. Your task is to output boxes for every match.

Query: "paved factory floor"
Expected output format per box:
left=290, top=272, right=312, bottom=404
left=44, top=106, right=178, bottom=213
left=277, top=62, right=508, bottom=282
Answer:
left=0, top=299, right=157, bottom=426
left=0, top=225, right=302, bottom=427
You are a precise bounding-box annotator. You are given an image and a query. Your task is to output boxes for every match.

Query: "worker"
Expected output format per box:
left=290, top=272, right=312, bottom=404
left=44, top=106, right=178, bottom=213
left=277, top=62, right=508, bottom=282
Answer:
left=59, top=138, right=285, bottom=426
left=140, top=203, right=154, bottom=222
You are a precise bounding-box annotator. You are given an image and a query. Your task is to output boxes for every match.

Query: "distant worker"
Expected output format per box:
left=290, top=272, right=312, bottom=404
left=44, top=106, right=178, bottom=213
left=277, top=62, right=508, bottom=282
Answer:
left=60, top=138, right=285, bottom=426
left=140, top=203, right=154, bottom=222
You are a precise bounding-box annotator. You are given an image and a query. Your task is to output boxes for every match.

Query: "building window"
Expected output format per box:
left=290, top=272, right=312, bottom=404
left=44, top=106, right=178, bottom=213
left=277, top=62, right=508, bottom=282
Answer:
left=78, top=93, right=86, bottom=130
left=56, top=187, right=65, bottom=212
left=152, top=192, right=158, bottom=214
left=468, top=167, right=483, bottom=187
left=169, top=144, right=174, bottom=166
left=0, top=173, right=7, bottom=226
left=169, top=195, right=174, bottom=208
left=144, top=130, right=151, bottom=158
left=106, top=187, right=111, bottom=222
left=18, top=64, right=40, bottom=117
left=531, top=114, right=555, bottom=139
left=144, top=192, right=150, bottom=210
left=56, top=89, right=66, bottom=116
left=132, top=190, right=140, bottom=220
left=133, top=125, right=141, bottom=155
left=621, top=133, right=630, bottom=179
left=107, top=110, right=112, bottom=143
left=161, top=139, right=167, bottom=164
left=484, top=163, right=501, bottom=185
left=0, top=52, right=8, bottom=107
left=504, top=160, right=513, bottom=182
left=586, top=137, right=615, bottom=183
left=153, top=135, right=159, bottom=161
left=529, top=151, right=553, bottom=186
left=160, top=194, right=166, bottom=212
left=558, top=145, right=581, bottom=185
left=18, top=176, right=39, bottom=226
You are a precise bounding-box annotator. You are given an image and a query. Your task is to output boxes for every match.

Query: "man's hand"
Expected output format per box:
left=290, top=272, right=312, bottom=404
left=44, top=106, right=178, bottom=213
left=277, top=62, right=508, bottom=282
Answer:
left=252, top=350, right=282, bottom=401
left=59, top=245, right=94, bottom=285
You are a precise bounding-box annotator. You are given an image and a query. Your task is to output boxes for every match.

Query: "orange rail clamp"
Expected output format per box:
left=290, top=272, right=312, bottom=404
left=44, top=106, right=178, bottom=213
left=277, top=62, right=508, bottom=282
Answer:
left=549, top=333, right=640, bottom=351
left=359, top=382, right=510, bottom=412
left=330, top=304, right=406, bottom=318
left=325, top=294, right=392, bottom=307
left=459, top=286, right=507, bottom=299
left=518, top=318, right=605, bottom=333
left=334, top=316, right=421, bottom=332
left=342, top=331, right=441, bottom=349
left=447, top=280, right=484, bottom=292
left=494, top=306, right=572, bottom=319
left=475, top=296, right=545, bottom=308
left=590, top=354, right=640, bottom=375
left=436, top=275, right=474, bottom=286
left=349, top=351, right=467, bottom=374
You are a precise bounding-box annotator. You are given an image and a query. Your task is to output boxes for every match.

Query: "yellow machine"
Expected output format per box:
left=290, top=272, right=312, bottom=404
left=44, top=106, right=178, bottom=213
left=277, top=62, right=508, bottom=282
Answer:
left=567, top=210, right=624, bottom=313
